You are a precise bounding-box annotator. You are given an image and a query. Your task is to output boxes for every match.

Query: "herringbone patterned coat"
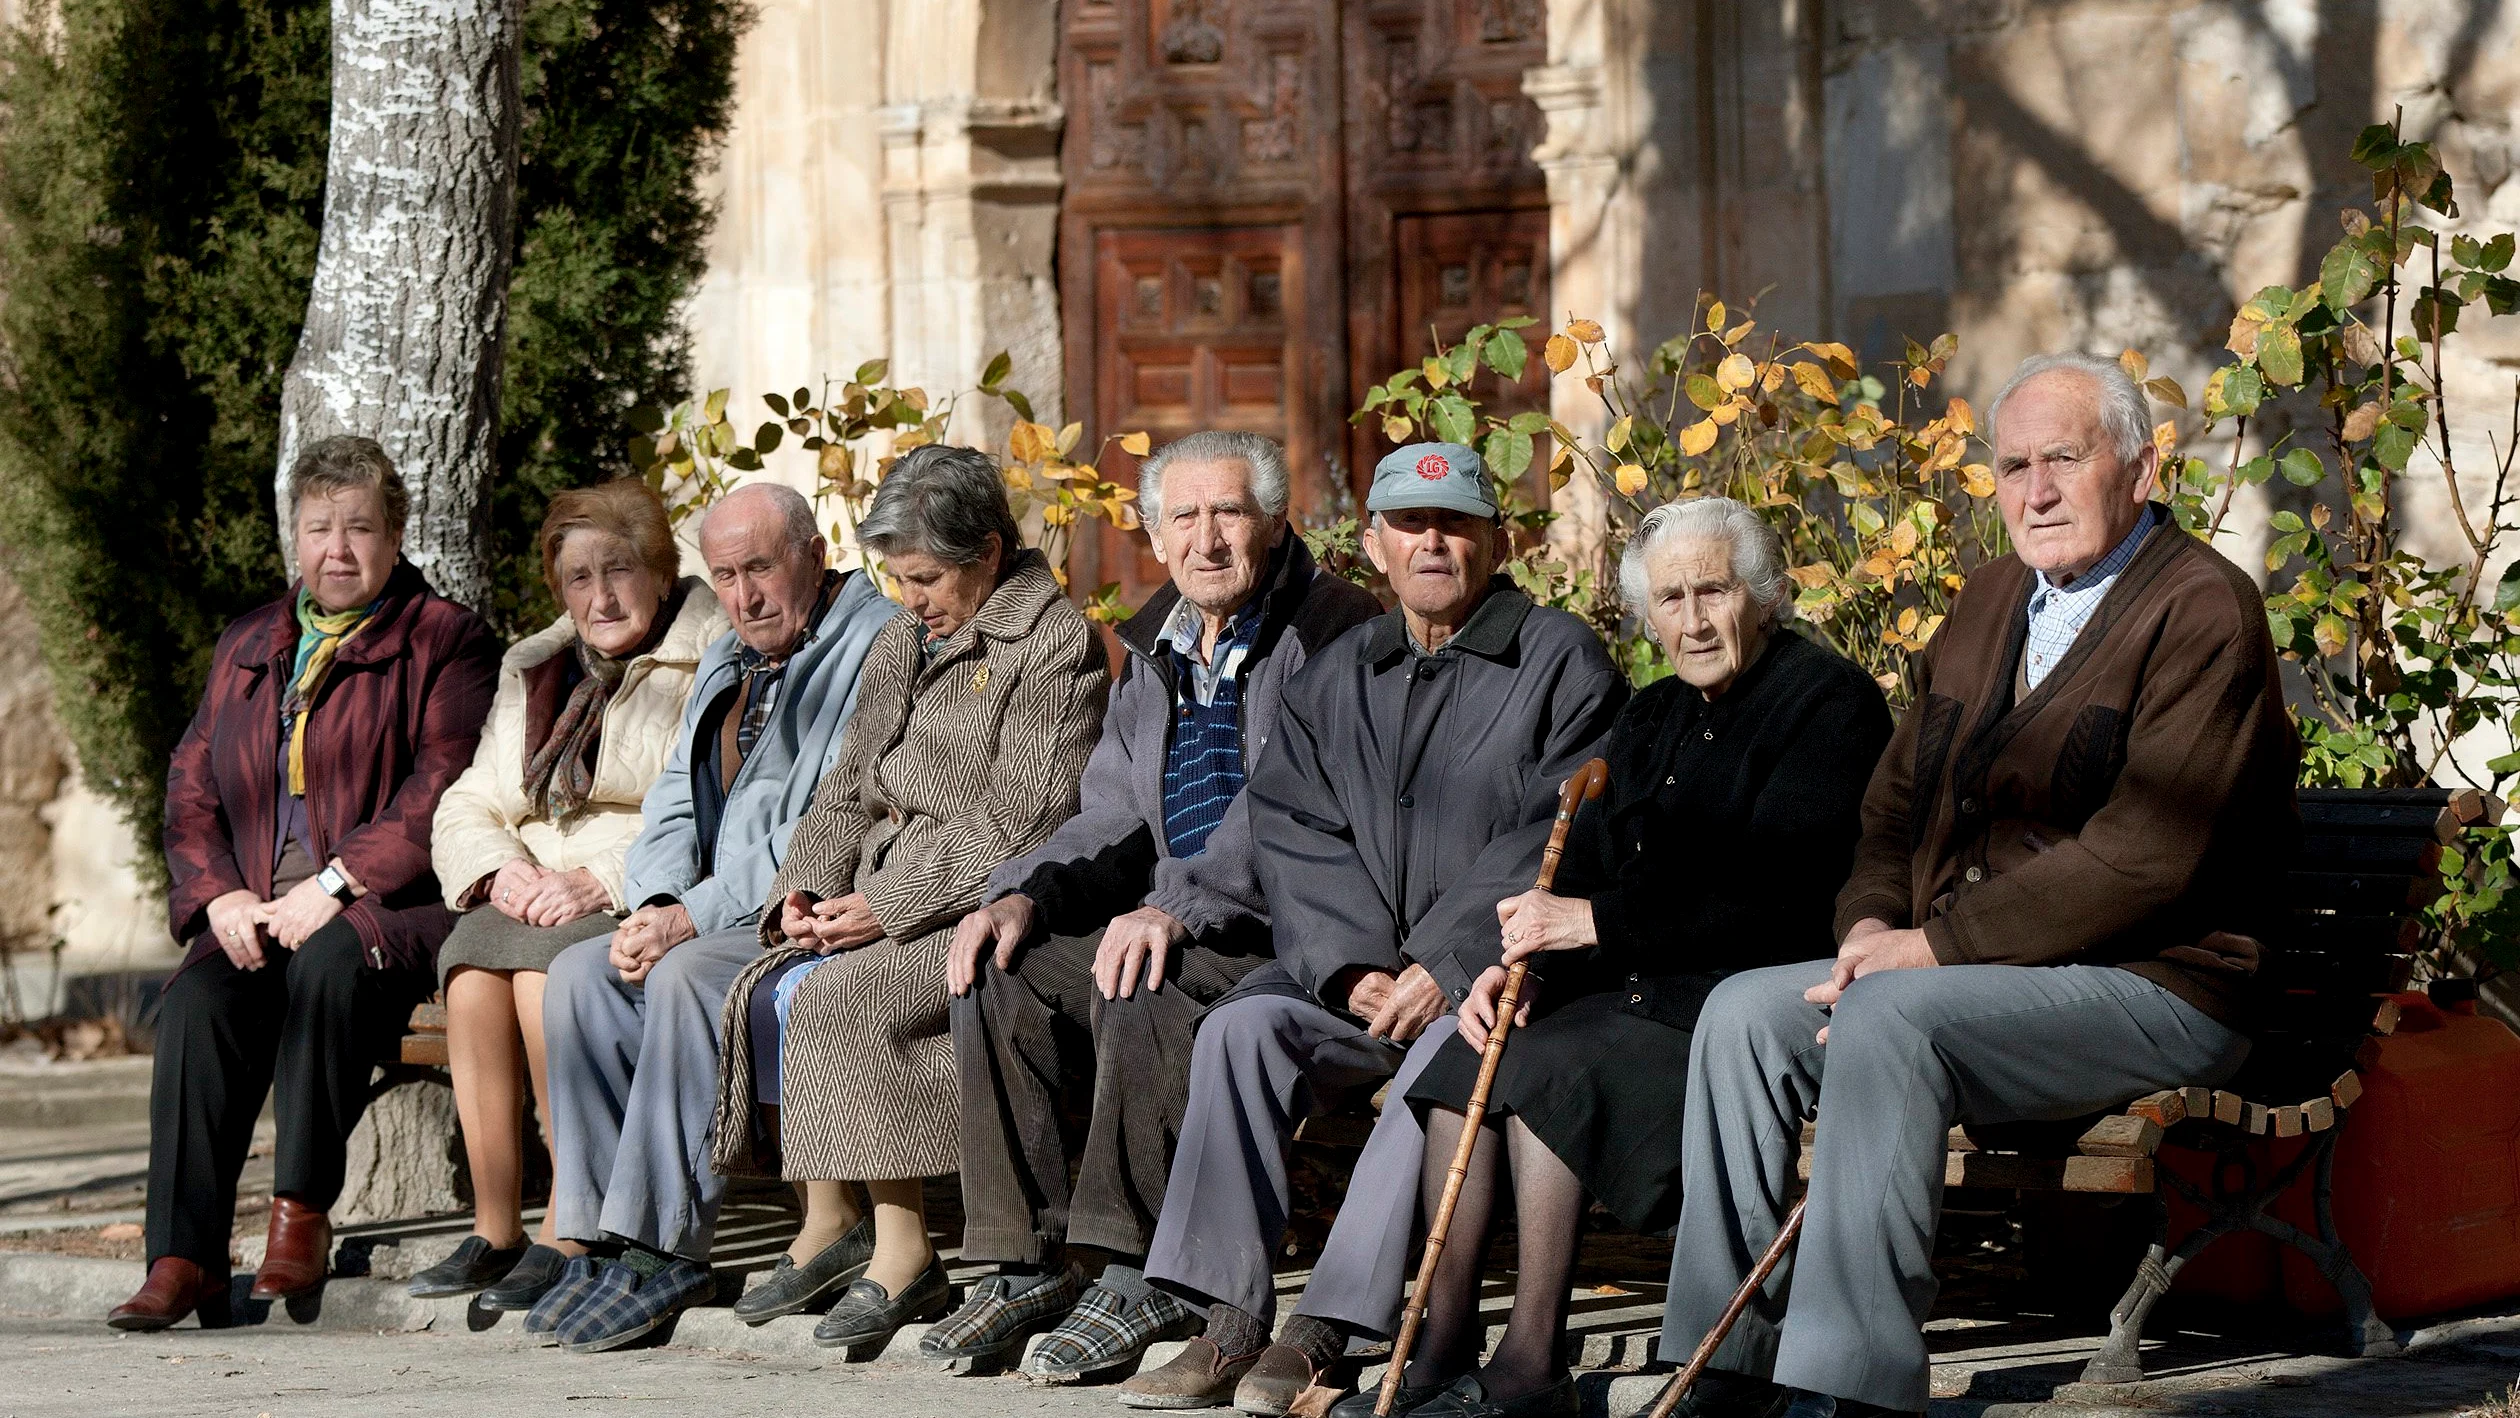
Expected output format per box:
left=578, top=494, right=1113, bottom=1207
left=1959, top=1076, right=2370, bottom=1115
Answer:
left=710, top=551, right=1108, bottom=1180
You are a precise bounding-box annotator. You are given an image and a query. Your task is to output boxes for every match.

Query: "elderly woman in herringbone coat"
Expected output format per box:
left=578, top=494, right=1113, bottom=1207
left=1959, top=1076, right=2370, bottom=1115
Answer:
left=709, top=445, right=1110, bottom=1353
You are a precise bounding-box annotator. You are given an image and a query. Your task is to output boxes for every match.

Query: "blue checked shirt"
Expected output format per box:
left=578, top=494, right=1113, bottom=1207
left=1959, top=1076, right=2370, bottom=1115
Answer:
left=2022, top=505, right=2158, bottom=691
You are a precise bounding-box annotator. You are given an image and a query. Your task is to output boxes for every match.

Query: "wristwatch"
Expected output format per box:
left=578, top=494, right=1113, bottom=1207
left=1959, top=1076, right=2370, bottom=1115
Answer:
left=314, top=863, right=357, bottom=905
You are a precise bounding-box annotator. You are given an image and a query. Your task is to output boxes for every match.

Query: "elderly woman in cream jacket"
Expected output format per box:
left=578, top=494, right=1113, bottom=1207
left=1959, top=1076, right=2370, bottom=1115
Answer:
left=411, top=479, right=727, bottom=1301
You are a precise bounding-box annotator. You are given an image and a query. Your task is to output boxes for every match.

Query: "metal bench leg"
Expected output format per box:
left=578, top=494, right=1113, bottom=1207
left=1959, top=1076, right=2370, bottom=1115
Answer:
left=2245, top=1141, right=2401, bottom=1358
left=2081, top=1189, right=2213, bottom=1385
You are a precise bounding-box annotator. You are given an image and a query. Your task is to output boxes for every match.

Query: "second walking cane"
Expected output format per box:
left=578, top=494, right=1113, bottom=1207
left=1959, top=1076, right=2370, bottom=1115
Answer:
left=1373, top=758, right=1609, bottom=1416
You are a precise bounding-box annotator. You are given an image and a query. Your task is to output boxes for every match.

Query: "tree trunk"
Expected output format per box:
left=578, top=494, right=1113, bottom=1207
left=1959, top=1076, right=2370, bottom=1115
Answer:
left=336, top=1073, right=466, bottom=1224
left=276, top=0, right=523, bottom=611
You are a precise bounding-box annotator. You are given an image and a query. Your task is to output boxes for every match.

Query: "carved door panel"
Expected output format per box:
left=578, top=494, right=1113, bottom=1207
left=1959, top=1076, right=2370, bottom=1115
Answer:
left=1059, top=0, right=1347, bottom=608
left=1341, top=0, right=1551, bottom=485
left=1056, top=0, right=1548, bottom=607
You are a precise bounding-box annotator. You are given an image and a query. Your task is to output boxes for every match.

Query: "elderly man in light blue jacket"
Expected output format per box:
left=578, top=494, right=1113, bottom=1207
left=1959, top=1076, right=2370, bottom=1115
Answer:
left=513, top=482, right=896, bottom=1349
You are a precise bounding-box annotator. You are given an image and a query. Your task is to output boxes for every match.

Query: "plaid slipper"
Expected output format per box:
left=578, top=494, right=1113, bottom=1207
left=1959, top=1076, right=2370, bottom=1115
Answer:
left=918, top=1262, right=1084, bottom=1363
left=558, top=1257, right=715, bottom=1354
left=522, top=1255, right=605, bottom=1345
left=1027, top=1266, right=1203, bottom=1383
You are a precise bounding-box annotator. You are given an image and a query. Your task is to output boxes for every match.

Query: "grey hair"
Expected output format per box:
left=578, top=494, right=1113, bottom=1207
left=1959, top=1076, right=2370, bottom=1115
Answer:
left=1619, top=496, right=1792, bottom=627
left=1138, top=431, right=1292, bottom=525
left=700, top=481, right=821, bottom=557
left=1986, top=351, right=2151, bottom=466
left=857, top=444, right=1024, bottom=566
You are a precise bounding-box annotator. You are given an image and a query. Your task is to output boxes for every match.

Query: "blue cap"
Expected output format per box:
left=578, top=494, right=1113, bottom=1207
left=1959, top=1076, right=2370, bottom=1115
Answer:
left=1366, top=442, right=1496, bottom=519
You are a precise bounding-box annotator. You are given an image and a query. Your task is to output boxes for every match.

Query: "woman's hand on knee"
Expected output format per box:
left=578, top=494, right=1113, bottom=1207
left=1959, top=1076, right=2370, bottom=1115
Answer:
left=490, top=857, right=549, bottom=921
left=206, top=889, right=269, bottom=971
left=518, top=867, right=609, bottom=927
left=264, top=876, right=343, bottom=952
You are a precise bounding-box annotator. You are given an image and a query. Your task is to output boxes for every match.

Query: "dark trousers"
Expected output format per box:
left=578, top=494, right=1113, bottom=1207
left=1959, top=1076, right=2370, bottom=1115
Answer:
left=144, top=918, right=435, bottom=1272
left=953, top=928, right=1261, bottom=1266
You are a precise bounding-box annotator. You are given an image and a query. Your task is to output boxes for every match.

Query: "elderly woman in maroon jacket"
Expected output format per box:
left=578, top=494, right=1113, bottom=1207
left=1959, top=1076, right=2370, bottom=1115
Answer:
left=107, top=436, right=500, bottom=1332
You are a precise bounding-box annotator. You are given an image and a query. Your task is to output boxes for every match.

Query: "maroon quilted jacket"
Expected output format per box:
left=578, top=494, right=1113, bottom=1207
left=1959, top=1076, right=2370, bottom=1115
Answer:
left=163, top=561, right=500, bottom=977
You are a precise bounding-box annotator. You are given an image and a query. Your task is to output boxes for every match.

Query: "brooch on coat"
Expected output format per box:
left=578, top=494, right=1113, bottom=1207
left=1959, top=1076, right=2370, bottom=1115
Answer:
left=971, top=664, right=991, bottom=694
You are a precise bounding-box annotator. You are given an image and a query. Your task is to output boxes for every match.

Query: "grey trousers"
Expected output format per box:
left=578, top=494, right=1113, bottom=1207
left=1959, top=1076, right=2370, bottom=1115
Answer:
left=544, top=926, right=759, bottom=1262
left=1145, top=992, right=1455, bottom=1324
left=1663, top=959, right=2248, bottom=1412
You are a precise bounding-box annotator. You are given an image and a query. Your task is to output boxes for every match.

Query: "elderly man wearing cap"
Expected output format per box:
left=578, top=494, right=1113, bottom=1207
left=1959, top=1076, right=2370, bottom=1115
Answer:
left=1117, top=443, right=1627, bottom=1413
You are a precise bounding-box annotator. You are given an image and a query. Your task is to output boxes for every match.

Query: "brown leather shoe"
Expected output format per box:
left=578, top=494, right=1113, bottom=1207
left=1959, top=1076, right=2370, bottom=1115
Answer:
left=248, top=1196, right=333, bottom=1301
left=1234, top=1343, right=1328, bottom=1415
left=1120, top=1337, right=1263, bottom=1409
left=107, top=1257, right=229, bottom=1331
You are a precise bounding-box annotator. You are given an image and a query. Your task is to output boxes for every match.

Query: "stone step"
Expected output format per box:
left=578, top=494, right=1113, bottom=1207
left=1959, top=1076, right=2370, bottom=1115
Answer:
left=0, top=1057, right=156, bottom=1129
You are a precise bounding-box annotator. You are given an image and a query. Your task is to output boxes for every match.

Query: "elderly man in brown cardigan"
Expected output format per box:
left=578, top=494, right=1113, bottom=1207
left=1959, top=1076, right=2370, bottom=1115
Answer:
left=1656, top=352, right=2297, bottom=1418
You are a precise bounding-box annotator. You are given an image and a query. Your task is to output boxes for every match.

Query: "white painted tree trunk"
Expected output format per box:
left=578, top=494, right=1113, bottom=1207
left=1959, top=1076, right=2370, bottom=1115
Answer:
left=276, top=0, right=523, bottom=610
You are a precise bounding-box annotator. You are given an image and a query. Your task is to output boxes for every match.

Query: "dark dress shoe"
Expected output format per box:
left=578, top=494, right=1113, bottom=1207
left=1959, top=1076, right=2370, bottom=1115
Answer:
left=1417, top=1373, right=1578, bottom=1418
left=731, top=1218, right=875, bottom=1323
left=407, top=1235, right=529, bottom=1298
left=1779, top=1393, right=1916, bottom=1418
left=1660, top=1369, right=1792, bottom=1418
left=249, top=1196, right=333, bottom=1301
left=107, top=1257, right=230, bottom=1332
left=478, top=1244, right=570, bottom=1311
left=1329, top=1378, right=1453, bottom=1418
left=812, top=1256, right=951, bottom=1351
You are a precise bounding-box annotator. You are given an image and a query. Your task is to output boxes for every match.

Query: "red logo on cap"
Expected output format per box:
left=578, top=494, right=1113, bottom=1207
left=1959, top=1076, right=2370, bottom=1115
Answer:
left=1414, top=453, right=1451, bottom=481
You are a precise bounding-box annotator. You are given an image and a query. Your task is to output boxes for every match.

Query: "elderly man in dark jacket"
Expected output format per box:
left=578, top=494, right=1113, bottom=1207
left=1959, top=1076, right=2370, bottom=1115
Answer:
left=1661, top=353, right=2298, bottom=1418
left=1118, top=443, right=1627, bottom=1413
left=917, top=432, right=1380, bottom=1380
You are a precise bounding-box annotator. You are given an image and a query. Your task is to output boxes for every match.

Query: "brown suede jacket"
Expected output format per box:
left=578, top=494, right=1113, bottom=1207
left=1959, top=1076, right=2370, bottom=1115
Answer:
left=1832, top=508, right=2300, bottom=1025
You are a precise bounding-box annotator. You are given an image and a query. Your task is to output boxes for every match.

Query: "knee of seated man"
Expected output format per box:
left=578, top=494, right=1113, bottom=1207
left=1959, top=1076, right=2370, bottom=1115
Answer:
left=546, top=932, right=616, bottom=1002
left=290, top=919, right=369, bottom=991
left=1825, top=968, right=1947, bottom=1054
left=1697, top=966, right=1818, bottom=1048
left=1192, top=994, right=1306, bottom=1069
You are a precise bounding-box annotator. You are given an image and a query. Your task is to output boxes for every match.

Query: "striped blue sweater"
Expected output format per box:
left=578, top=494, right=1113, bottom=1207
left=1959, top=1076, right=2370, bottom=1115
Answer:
left=1162, top=608, right=1260, bottom=858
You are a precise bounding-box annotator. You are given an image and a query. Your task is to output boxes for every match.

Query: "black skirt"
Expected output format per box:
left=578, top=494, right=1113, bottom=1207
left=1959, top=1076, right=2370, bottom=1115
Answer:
left=1405, top=986, right=1695, bottom=1232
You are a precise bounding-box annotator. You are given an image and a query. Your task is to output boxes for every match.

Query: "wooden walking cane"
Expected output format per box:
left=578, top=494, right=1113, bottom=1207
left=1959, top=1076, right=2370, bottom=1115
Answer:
left=1640, top=1197, right=1805, bottom=1418
left=1373, top=758, right=1609, bottom=1417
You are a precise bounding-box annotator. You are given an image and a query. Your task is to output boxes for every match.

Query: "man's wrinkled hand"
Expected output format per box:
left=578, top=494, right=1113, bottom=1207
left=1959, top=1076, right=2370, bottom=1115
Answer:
left=808, top=893, right=884, bottom=955
left=1095, top=906, right=1187, bottom=1000
left=1456, top=964, right=1535, bottom=1052
left=1368, top=963, right=1447, bottom=1043
left=778, top=891, right=821, bottom=943
left=950, top=895, right=1036, bottom=997
left=1807, top=917, right=1938, bottom=1042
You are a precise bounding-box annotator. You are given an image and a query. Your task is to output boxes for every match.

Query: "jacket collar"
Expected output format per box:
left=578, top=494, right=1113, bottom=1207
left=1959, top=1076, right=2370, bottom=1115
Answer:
left=931, top=548, right=1066, bottom=657
left=1114, top=531, right=1320, bottom=663
left=1361, top=577, right=1532, bottom=667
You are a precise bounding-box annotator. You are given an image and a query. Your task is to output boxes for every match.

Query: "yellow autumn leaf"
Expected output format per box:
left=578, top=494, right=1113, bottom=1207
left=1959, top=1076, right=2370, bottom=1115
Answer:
left=2152, top=420, right=2178, bottom=461
left=1678, top=419, right=1719, bottom=456
left=1889, top=520, right=1920, bottom=556
left=1945, top=397, right=1975, bottom=437
left=1785, top=564, right=1834, bottom=589
left=1009, top=420, right=1054, bottom=464
left=1423, top=357, right=1452, bottom=389
left=1614, top=462, right=1649, bottom=495
left=1042, top=502, right=1076, bottom=527
left=1805, top=341, right=1859, bottom=380
left=1708, top=401, right=1740, bottom=426
left=1705, top=300, right=1727, bottom=333
left=1861, top=552, right=1899, bottom=579
left=1896, top=606, right=1920, bottom=636
left=1791, top=361, right=1839, bottom=402
left=1961, top=463, right=1996, bottom=498
left=1384, top=415, right=1414, bottom=443
left=1057, top=421, right=1085, bottom=457
left=1542, top=334, right=1578, bottom=373
left=2118, top=349, right=2149, bottom=382
left=819, top=442, right=852, bottom=480
left=1119, top=430, right=1153, bottom=457
left=1567, top=318, right=1605, bottom=344
left=1760, top=361, right=1786, bottom=393
left=1716, top=353, right=1756, bottom=393
left=1726, top=319, right=1758, bottom=346
left=2313, top=614, right=2349, bottom=658
left=1606, top=415, right=1633, bottom=452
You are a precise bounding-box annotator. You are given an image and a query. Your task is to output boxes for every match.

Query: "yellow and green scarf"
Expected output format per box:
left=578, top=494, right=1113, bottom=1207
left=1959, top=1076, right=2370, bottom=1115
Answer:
left=282, top=590, right=375, bottom=796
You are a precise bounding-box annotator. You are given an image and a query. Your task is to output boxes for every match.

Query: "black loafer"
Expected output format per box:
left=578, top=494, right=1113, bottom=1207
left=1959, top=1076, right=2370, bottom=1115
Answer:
left=812, top=1256, right=952, bottom=1351
left=1417, top=1373, right=1578, bottom=1418
left=477, top=1243, right=570, bottom=1311
left=732, top=1218, right=876, bottom=1324
left=407, top=1235, right=529, bottom=1299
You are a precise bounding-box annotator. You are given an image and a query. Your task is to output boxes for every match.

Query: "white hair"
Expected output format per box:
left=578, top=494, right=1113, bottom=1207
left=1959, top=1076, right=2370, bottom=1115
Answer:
left=1138, top=431, right=1291, bottom=526
left=1986, top=351, right=2151, bottom=466
left=1619, top=496, right=1792, bottom=627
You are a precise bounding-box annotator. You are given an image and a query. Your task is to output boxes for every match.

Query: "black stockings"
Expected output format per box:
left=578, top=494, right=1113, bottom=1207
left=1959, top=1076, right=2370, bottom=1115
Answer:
left=1403, top=1108, right=1586, bottom=1402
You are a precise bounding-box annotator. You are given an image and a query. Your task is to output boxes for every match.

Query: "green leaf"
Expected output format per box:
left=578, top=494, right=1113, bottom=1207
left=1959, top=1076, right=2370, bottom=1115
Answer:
left=2485, top=233, right=2516, bottom=273
left=1429, top=393, right=1477, bottom=446
left=2224, top=364, right=2265, bottom=417
left=2413, top=289, right=2462, bottom=340
left=2320, top=242, right=2382, bottom=310
left=763, top=392, right=791, bottom=418
left=2270, top=509, right=2305, bottom=533
left=855, top=358, right=889, bottom=386
left=626, top=404, right=666, bottom=434
left=979, top=351, right=1012, bottom=390
left=2239, top=454, right=2276, bottom=485
left=1003, top=389, right=1035, bottom=423
left=1482, top=330, right=1529, bottom=382
left=2257, top=325, right=2304, bottom=386
left=2280, top=448, right=2326, bottom=486
left=2374, top=421, right=2418, bottom=471
left=1443, top=343, right=1479, bottom=386
left=2350, top=123, right=2399, bottom=167
left=1485, top=429, right=1535, bottom=482
left=727, top=447, right=763, bottom=472
left=793, top=388, right=814, bottom=413
left=2453, top=235, right=2486, bottom=268
left=1506, top=411, right=1551, bottom=435
left=2495, top=563, right=2520, bottom=614
left=1685, top=373, right=1725, bottom=411
left=755, top=423, right=784, bottom=455
left=702, top=389, right=729, bottom=423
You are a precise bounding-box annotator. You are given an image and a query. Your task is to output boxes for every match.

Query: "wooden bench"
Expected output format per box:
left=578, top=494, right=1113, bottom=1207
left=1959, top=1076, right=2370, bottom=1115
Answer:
left=1888, top=785, right=2495, bottom=1383
left=402, top=997, right=448, bottom=1066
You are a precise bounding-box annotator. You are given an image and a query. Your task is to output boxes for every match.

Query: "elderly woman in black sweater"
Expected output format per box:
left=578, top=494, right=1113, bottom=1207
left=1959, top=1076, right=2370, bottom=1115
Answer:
left=1360, top=497, right=1894, bottom=1418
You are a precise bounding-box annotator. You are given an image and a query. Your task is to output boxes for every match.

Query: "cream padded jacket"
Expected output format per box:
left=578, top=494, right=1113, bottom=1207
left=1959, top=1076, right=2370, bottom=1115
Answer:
left=431, top=579, right=728, bottom=910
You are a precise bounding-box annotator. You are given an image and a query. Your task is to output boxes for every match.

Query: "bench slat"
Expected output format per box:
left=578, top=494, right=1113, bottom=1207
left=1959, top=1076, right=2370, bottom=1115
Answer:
left=2294, top=835, right=2444, bottom=874
left=2286, top=869, right=2435, bottom=911
left=2074, top=1113, right=2163, bottom=1157
left=400, top=1035, right=449, bottom=1067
